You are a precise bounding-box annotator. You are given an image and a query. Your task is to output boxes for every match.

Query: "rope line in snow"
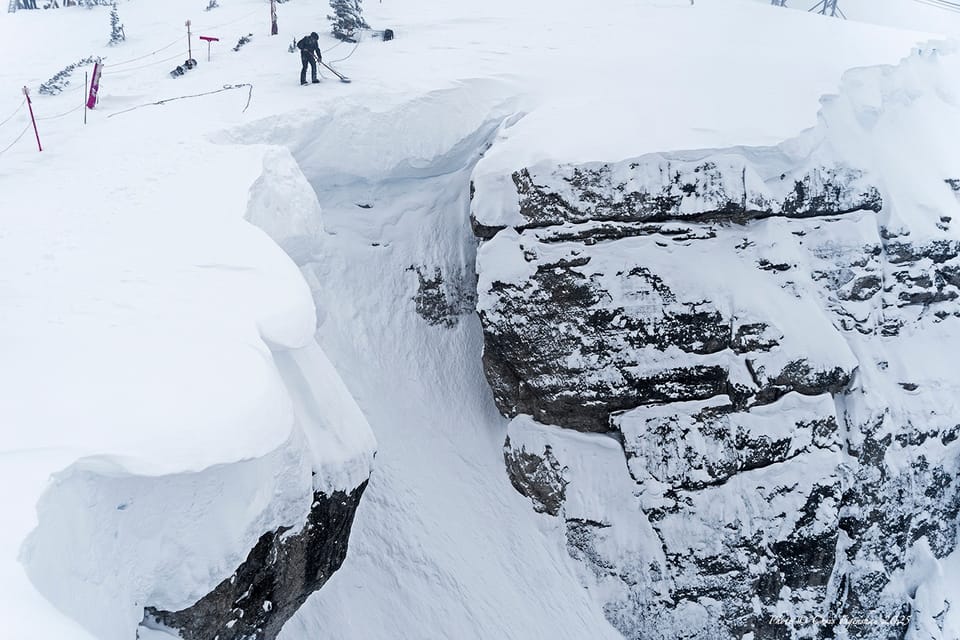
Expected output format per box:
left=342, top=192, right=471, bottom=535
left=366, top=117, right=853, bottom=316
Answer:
left=914, top=0, right=960, bottom=10
left=103, top=51, right=190, bottom=76
left=106, top=83, right=253, bottom=118
left=37, top=104, right=84, bottom=121
left=328, top=39, right=361, bottom=64
left=0, top=98, right=26, bottom=129
left=196, top=8, right=261, bottom=32
left=322, top=40, right=344, bottom=55
left=104, top=36, right=184, bottom=67
left=327, top=29, right=370, bottom=64
left=0, top=124, right=31, bottom=157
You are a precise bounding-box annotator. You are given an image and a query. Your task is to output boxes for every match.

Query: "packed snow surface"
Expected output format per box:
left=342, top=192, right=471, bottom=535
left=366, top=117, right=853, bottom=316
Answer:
left=0, top=0, right=952, bottom=638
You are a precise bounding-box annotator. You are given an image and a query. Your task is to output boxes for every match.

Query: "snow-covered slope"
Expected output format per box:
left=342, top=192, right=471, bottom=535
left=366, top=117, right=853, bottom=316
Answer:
left=0, top=0, right=954, bottom=639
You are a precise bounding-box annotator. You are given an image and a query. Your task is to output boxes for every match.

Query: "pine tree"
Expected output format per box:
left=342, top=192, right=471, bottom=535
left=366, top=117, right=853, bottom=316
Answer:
left=327, top=0, right=367, bottom=43
left=108, top=1, right=125, bottom=45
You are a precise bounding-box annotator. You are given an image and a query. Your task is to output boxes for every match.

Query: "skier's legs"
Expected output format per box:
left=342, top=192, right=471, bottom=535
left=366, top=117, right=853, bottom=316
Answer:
left=300, top=54, right=309, bottom=84
left=309, top=57, right=318, bottom=82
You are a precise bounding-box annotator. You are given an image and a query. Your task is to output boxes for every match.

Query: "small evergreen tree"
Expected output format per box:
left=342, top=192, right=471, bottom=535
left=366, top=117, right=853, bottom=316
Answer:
left=327, top=0, right=367, bottom=42
left=108, top=1, right=125, bottom=45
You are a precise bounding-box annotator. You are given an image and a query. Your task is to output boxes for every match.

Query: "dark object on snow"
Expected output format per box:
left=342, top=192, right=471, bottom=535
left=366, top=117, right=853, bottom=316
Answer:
left=233, top=34, right=253, bottom=52
left=297, top=32, right=321, bottom=85
left=169, top=58, right=198, bottom=78
left=383, top=28, right=394, bottom=41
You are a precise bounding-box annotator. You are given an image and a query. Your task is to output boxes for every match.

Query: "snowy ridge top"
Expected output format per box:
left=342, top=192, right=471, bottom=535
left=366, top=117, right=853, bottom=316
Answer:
left=0, top=132, right=314, bottom=475
left=473, top=40, right=960, bottom=241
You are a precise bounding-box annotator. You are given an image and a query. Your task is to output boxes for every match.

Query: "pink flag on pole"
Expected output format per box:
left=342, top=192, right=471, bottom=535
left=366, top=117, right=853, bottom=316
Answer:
left=86, top=61, right=102, bottom=110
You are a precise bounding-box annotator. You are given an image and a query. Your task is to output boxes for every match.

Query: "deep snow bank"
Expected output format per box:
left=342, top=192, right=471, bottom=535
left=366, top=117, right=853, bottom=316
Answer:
left=474, top=43, right=960, bottom=639
left=0, top=102, right=374, bottom=640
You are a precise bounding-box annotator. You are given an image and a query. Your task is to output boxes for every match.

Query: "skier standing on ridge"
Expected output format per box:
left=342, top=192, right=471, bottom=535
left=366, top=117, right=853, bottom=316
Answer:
left=297, top=31, right=322, bottom=85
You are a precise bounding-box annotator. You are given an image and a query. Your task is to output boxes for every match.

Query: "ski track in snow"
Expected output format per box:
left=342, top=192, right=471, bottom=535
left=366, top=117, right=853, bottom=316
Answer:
left=0, top=0, right=953, bottom=638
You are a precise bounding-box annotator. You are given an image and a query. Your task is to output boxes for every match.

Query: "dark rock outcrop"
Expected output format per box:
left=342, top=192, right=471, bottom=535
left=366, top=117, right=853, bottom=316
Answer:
left=144, top=481, right=367, bottom=640
left=476, top=148, right=960, bottom=639
left=503, top=436, right=567, bottom=516
left=473, top=157, right=881, bottom=239
left=408, top=264, right=477, bottom=327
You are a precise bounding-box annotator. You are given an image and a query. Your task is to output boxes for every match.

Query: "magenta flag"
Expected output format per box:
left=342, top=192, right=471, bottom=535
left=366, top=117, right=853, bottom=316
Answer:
left=86, top=61, right=102, bottom=110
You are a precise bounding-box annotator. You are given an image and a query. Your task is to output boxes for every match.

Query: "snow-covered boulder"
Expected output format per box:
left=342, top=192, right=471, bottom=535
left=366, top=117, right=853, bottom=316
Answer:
left=476, top=46, right=960, bottom=639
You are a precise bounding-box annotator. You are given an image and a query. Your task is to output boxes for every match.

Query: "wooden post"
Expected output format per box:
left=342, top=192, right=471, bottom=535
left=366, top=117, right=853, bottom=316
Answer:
left=270, top=0, right=278, bottom=35
left=185, top=19, right=193, bottom=60
left=22, top=86, right=41, bottom=152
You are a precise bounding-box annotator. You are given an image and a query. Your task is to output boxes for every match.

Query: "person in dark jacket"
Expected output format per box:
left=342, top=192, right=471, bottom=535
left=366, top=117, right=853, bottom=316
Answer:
left=297, top=32, right=322, bottom=85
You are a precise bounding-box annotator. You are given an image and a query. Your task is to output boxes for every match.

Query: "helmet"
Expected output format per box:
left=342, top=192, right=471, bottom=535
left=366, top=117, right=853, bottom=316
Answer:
left=310, top=32, right=318, bottom=39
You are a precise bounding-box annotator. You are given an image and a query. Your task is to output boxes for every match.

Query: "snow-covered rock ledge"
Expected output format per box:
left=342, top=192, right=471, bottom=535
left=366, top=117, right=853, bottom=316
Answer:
left=473, top=45, right=960, bottom=639
left=0, top=120, right=375, bottom=640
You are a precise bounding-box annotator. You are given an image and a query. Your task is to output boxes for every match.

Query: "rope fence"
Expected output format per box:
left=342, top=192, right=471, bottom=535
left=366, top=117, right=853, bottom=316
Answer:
left=102, top=51, right=190, bottom=76
left=103, top=36, right=185, bottom=68
left=328, top=39, right=361, bottom=64
left=107, top=83, right=254, bottom=118
left=0, top=98, right=26, bottom=129
left=194, top=7, right=262, bottom=33
left=0, top=124, right=31, bottom=157
left=37, top=104, right=85, bottom=121
left=913, top=0, right=960, bottom=11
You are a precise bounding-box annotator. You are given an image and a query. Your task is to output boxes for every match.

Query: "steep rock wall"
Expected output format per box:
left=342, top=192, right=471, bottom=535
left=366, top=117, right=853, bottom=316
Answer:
left=473, top=47, right=960, bottom=640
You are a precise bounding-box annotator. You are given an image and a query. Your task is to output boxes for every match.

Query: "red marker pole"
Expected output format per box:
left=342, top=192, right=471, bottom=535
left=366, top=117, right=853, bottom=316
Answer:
left=200, top=36, right=220, bottom=62
left=22, top=87, right=41, bottom=152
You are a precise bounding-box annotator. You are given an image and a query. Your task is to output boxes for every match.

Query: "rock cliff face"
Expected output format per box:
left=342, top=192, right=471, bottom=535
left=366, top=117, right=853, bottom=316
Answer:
left=472, top=51, right=960, bottom=640
left=145, top=482, right=367, bottom=640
